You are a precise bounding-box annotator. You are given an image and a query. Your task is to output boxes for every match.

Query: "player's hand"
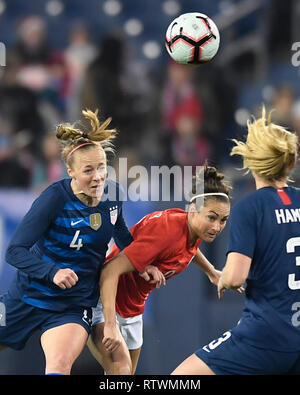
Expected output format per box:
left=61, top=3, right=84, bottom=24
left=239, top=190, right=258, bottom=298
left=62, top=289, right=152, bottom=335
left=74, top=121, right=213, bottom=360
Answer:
left=236, top=285, right=245, bottom=295
left=139, top=265, right=166, bottom=288
left=102, top=324, right=122, bottom=353
left=217, top=277, right=244, bottom=299
left=53, top=268, right=78, bottom=289
left=208, top=269, right=222, bottom=287
left=217, top=278, right=226, bottom=299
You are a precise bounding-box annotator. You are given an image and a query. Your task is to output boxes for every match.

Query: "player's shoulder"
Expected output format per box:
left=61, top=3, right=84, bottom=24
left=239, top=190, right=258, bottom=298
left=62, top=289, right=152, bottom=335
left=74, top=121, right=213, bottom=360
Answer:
left=141, top=208, right=186, bottom=233
left=27, top=179, right=70, bottom=218
left=232, top=186, right=300, bottom=215
left=246, top=186, right=300, bottom=204
left=163, top=208, right=187, bottom=221
left=285, top=186, right=300, bottom=200
left=146, top=207, right=185, bottom=221
left=37, top=179, right=69, bottom=202
left=131, top=208, right=186, bottom=245
left=233, top=188, right=270, bottom=211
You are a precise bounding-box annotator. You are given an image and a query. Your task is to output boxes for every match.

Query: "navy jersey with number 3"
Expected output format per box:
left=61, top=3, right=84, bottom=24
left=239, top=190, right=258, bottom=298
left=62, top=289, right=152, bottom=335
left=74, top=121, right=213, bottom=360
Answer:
left=227, top=186, right=300, bottom=351
left=5, top=178, right=132, bottom=311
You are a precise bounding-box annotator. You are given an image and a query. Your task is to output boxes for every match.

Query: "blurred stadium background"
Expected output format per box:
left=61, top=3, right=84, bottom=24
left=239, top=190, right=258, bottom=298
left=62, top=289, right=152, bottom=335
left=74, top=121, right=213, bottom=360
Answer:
left=0, top=0, right=299, bottom=375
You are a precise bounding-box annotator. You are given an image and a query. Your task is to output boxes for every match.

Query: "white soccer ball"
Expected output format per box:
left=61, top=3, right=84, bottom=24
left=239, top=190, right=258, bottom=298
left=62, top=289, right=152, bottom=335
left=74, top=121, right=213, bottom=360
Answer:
left=165, top=12, right=220, bottom=65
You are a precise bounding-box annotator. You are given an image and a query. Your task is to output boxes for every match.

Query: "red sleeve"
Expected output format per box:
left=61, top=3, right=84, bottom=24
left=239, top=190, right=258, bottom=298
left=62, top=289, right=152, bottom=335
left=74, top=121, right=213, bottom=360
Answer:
left=123, top=213, right=171, bottom=272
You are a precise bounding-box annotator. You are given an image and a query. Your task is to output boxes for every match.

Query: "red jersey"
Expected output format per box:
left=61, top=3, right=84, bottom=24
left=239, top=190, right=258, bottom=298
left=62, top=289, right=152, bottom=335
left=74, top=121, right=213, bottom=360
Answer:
left=105, top=209, right=202, bottom=318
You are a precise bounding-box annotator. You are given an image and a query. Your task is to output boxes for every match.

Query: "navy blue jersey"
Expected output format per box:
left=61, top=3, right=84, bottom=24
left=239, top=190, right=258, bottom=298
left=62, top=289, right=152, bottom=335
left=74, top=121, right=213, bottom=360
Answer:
left=5, top=178, right=133, bottom=311
left=227, top=186, right=300, bottom=351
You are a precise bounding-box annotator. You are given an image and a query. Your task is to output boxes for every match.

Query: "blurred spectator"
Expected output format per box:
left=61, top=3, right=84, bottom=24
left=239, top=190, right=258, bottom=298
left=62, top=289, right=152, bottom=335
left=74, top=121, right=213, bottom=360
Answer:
left=290, top=99, right=300, bottom=185
left=0, top=115, right=31, bottom=188
left=42, top=51, right=72, bottom=115
left=171, top=100, right=210, bottom=167
left=81, top=33, right=143, bottom=150
left=65, top=23, right=97, bottom=80
left=270, top=84, right=295, bottom=130
left=13, top=15, right=51, bottom=65
left=161, top=61, right=201, bottom=133
left=31, top=132, right=68, bottom=191
left=267, top=0, right=292, bottom=61
left=291, top=99, right=300, bottom=146
left=65, top=23, right=97, bottom=121
left=159, top=61, right=211, bottom=166
left=0, top=48, right=48, bottom=181
left=0, top=84, right=45, bottom=160
left=12, top=16, right=52, bottom=93
left=11, top=15, right=68, bottom=118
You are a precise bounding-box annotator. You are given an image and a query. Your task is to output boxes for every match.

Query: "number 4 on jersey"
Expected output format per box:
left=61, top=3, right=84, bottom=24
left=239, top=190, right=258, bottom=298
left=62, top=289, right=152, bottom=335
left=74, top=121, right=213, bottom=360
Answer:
left=70, top=230, right=83, bottom=250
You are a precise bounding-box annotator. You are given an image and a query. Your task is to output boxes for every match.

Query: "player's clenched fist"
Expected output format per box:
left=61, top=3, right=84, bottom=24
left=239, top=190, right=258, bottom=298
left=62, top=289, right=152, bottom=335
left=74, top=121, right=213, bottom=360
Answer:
left=102, top=324, right=121, bottom=353
left=53, top=268, right=78, bottom=289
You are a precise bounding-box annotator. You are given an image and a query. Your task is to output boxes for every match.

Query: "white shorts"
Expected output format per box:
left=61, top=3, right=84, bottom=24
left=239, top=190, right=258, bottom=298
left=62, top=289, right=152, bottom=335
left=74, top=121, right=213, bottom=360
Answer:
left=92, top=298, right=143, bottom=350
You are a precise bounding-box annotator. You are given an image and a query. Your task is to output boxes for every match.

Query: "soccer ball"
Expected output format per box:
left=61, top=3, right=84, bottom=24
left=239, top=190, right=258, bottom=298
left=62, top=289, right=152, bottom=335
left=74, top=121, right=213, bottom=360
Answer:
left=165, top=12, right=220, bottom=65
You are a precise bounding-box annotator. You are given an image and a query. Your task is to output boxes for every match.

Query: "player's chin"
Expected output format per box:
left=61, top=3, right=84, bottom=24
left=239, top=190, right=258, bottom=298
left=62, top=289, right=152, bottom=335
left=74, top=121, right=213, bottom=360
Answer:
left=203, top=233, right=217, bottom=242
left=94, top=185, right=105, bottom=199
left=86, top=187, right=95, bottom=196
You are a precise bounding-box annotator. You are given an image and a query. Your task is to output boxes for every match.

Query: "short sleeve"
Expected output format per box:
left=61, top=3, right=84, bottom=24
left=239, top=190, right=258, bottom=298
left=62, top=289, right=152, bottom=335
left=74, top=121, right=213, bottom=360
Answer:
left=226, top=199, right=257, bottom=259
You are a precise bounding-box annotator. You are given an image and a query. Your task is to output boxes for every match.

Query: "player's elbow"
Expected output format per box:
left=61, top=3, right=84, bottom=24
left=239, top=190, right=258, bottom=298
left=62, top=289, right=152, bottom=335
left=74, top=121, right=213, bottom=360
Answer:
left=102, top=252, right=135, bottom=280
left=222, top=271, right=245, bottom=290
left=5, top=243, right=18, bottom=266
left=222, top=253, right=250, bottom=290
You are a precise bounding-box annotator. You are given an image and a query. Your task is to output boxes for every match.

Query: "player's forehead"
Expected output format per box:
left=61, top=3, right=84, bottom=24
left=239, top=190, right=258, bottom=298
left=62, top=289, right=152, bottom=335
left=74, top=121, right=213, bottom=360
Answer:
left=73, top=146, right=106, bottom=168
left=202, top=199, right=230, bottom=216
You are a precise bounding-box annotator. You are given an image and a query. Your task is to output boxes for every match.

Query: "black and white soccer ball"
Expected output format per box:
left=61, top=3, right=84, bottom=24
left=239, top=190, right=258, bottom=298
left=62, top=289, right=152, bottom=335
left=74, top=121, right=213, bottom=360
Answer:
left=165, top=12, right=220, bottom=65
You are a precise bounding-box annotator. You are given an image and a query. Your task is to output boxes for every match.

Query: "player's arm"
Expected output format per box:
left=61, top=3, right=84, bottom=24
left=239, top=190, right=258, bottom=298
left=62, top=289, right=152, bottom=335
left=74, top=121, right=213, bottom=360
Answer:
left=112, top=207, right=133, bottom=250
left=218, top=199, right=255, bottom=298
left=193, top=249, right=221, bottom=286
left=5, top=187, right=62, bottom=282
left=100, top=251, right=135, bottom=352
left=101, top=215, right=169, bottom=352
left=5, top=187, right=77, bottom=290
left=112, top=207, right=165, bottom=287
left=218, top=252, right=251, bottom=299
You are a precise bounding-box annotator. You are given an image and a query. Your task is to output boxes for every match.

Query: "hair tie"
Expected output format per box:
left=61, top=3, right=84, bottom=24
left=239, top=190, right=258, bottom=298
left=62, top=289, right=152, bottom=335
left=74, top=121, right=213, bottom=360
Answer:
left=66, top=142, right=94, bottom=162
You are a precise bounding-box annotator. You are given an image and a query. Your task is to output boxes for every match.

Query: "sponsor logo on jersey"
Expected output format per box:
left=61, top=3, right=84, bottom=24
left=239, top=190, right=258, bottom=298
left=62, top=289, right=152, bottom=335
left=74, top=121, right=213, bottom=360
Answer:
left=71, top=219, right=84, bottom=226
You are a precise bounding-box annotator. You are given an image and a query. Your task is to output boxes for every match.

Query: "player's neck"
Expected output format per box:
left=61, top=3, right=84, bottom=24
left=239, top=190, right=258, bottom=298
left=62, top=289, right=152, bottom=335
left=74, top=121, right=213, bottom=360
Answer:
left=254, top=176, right=288, bottom=190
left=70, top=179, right=100, bottom=207
left=186, top=217, right=198, bottom=246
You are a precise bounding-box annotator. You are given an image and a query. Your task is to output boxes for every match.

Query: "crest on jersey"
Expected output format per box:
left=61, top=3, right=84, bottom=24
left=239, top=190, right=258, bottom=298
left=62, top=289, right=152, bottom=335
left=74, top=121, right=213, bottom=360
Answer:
left=110, top=206, right=118, bottom=225
left=89, top=213, right=102, bottom=230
